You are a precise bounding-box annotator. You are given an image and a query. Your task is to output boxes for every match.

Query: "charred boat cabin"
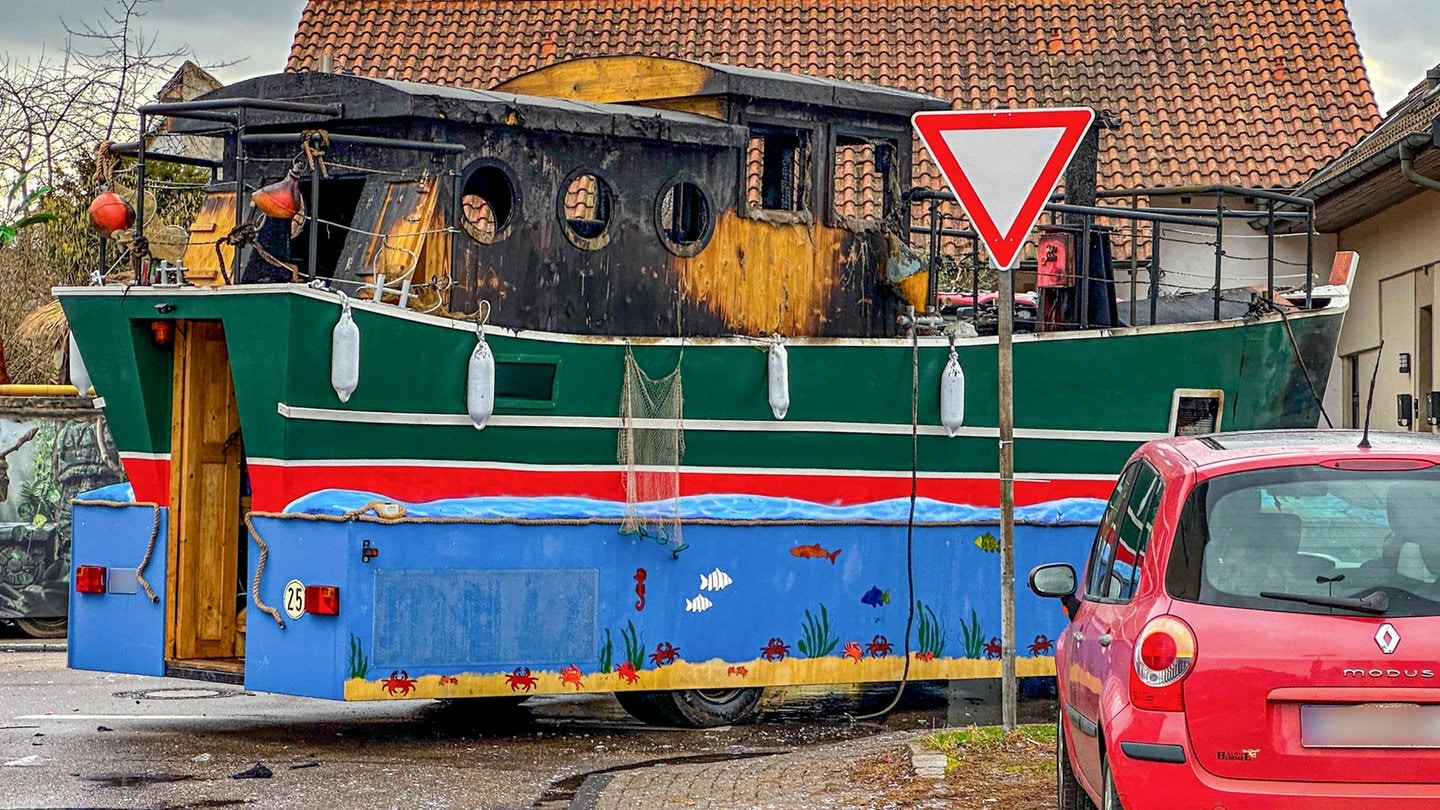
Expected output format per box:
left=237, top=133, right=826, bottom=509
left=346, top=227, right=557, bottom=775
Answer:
left=162, top=56, right=951, bottom=337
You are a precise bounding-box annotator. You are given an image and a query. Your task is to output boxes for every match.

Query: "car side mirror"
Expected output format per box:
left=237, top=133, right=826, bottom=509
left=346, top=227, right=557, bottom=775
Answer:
left=1028, top=563, right=1080, bottom=617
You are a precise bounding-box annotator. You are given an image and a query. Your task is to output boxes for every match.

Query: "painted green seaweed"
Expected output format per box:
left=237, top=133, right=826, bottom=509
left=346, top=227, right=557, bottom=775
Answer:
left=915, top=601, right=947, bottom=658
left=621, top=620, right=646, bottom=669
left=346, top=634, right=370, bottom=680
left=598, top=628, right=614, bottom=673
left=796, top=604, right=838, bottom=658
left=958, top=607, right=985, bottom=659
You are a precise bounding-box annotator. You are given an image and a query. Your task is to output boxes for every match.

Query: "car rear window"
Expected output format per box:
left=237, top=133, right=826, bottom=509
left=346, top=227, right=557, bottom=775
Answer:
left=1166, top=463, right=1440, bottom=617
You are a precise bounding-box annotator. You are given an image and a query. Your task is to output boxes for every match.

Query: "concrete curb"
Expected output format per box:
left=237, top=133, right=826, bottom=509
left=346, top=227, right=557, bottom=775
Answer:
left=0, top=641, right=67, bottom=654
left=907, top=740, right=949, bottom=779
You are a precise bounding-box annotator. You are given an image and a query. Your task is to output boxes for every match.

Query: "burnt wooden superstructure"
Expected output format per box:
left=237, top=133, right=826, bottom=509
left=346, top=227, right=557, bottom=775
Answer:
left=168, top=56, right=950, bottom=338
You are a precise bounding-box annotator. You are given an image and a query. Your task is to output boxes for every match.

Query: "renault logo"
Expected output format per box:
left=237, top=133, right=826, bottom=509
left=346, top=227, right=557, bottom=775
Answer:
left=1375, top=623, right=1401, bottom=655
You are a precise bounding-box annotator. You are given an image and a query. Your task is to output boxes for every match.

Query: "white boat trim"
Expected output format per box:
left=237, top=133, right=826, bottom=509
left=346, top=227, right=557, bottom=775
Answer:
left=55, top=282, right=1348, bottom=349
left=275, top=402, right=1166, bottom=442
left=243, top=454, right=1119, bottom=483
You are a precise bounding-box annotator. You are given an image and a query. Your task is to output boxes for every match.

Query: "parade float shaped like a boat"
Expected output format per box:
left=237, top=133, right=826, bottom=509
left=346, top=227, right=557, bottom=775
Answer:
left=60, top=57, right=1353, bottom=725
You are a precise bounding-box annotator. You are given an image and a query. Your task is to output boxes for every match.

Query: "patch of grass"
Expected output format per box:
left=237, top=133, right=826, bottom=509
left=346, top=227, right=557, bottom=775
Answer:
left=796, top=604, right=838, bottom=658
left=930, top=724, right=1057, bottom=751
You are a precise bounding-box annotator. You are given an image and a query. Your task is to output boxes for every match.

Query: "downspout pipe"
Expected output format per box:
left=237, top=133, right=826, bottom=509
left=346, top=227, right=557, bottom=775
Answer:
left=1400, top=140, right=1440, bottom=194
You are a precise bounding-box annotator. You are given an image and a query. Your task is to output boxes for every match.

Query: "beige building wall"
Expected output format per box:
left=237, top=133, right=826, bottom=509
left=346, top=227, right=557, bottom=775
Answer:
left=1335, top=190, right=1440, bottom=431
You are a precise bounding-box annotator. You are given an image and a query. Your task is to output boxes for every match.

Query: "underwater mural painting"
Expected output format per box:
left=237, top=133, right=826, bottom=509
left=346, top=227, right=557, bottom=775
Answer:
left=0, top=398, right=124, bottom=625
left=68, top=487, right=1105, bottom=701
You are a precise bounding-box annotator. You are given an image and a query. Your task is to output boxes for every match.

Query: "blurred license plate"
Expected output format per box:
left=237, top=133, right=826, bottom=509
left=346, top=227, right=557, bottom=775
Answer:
left=1302, top=704, right=1440, bottom=748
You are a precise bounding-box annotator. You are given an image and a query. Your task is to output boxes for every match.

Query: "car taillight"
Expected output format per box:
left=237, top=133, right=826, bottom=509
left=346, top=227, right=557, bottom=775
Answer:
left=305, top=585, right=340, bottom=616
left=1130, top=615, right=1196, bottom=712
left=75, top=565, right=107, bottom=594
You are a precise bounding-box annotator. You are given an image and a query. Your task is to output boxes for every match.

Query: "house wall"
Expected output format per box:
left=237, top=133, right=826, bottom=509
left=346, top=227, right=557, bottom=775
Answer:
left=1335, top=190, right=1440, bottom=431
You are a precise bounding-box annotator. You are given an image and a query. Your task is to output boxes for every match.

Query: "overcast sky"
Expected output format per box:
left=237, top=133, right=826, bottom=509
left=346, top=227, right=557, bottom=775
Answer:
left=0, top=0, right=1435, bottom=112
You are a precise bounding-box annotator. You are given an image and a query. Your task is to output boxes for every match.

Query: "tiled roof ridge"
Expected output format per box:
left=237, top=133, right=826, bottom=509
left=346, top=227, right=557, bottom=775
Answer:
left=287, top=0, right=1381, bottom=191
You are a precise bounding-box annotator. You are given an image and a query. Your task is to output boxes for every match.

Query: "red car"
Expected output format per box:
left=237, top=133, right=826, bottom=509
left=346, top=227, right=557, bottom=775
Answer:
left=1030, top=430, right=1440, bottom=809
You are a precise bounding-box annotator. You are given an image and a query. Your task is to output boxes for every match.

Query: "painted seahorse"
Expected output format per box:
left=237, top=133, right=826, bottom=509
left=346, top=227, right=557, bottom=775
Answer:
left=634, top=568, right=647, bottom=611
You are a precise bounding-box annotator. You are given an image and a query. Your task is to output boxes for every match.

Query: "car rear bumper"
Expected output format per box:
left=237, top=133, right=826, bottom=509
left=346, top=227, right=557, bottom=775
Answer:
left=1108, top=705, right=1440, bottom=808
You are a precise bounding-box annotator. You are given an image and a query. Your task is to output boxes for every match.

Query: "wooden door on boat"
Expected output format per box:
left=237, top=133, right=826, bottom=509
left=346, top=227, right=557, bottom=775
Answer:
left=167, top=321, right=244, bottom=668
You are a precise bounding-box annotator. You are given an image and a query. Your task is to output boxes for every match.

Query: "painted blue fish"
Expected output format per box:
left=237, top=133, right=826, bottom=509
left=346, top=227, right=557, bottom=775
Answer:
left=860, top=586, right=891, bottom=608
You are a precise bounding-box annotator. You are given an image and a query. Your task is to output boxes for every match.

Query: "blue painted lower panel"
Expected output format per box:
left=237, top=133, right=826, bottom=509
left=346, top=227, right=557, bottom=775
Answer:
left=68, top=500, right=167, bottom=677
left=239, top=503, right=1095, bottom=701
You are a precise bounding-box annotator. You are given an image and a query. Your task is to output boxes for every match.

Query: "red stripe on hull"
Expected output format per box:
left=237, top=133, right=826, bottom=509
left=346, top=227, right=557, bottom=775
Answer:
left=119, top=456, right=171, bottom=505
left=244, top=463, right=1114, bottom=512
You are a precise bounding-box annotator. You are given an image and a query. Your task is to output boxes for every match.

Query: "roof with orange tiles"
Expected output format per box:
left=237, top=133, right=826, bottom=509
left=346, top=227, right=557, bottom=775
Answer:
left=288, top=0, right=1380, bottom=193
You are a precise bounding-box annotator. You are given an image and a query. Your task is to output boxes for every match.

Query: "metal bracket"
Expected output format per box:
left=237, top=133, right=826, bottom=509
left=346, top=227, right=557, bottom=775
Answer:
left=362, top=539, right=379, bottom=563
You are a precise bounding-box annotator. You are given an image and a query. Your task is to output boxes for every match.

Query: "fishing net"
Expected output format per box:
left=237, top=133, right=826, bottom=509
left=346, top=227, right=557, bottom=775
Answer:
left=617, top=345, right=685, bottom=552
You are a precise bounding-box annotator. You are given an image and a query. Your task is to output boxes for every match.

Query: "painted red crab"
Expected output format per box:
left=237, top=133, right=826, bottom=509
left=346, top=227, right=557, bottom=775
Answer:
left=649, top=642, right=682, bottom=667
left=760, top=637, right=789, bottom=662
left=505, top=666, right=539, bottom=692
left=438, top=675, right=458, bottom=686
left=381, top=670, right=417, bottom=696
left=560, top=664, right=584, bottom=690
left=865, top=635, right=893, bottom=658
left=983, top=636, right=1003, bottom=660
left=843, top=641, right=863, bottom=662
left=727, top=665, right=749, bottom=677
left=915, top=651, right=936, bottom=662
left=1028, top=634, right=1054, bottom=656
left=616, top=661, right=640, bottom=684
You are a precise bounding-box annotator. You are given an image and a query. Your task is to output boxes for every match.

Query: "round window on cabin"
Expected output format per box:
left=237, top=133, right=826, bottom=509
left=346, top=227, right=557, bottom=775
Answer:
left=558, top=170, right=614, bottom=250
left=459, top=164, right=517, bottom=245
left=655, top=180, right=713, bottom=257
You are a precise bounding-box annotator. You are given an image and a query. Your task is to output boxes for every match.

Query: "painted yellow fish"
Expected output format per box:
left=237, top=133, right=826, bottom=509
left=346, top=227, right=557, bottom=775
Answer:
left=974, top=532, right=1000, bottom=553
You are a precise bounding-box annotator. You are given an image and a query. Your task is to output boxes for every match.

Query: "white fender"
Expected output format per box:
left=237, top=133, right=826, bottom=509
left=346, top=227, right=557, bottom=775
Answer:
left=467, top=334, right=495, bottom=429
left=768, top=338, right=789, bottom=420
left=330, top=300, right=360, bottom=403
left=68, top=333, right=93, bottom=397
left=940, top=349, right=965, bottom=437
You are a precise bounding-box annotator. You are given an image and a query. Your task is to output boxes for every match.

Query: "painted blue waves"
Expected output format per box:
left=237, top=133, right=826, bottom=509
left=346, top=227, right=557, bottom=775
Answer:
left=286, top=489, right=1107, bottom=526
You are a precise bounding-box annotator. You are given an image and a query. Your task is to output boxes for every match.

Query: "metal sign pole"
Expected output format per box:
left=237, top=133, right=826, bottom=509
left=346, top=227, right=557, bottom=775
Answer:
left=998, top=264, right=1017, bottom=733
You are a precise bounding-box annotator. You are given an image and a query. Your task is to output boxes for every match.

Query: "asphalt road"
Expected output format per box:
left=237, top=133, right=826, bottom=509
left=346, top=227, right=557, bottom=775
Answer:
left=2, top=625, right=1054, bottom=809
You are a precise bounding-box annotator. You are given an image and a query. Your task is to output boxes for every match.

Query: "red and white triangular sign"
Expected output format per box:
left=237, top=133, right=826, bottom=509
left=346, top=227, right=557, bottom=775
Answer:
left=912, top=108, right=1095, bottom=271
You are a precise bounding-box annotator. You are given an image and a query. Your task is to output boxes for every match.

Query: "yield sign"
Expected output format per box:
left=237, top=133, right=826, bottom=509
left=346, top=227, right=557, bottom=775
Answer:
left=912, top=108, right=1095, bottom=271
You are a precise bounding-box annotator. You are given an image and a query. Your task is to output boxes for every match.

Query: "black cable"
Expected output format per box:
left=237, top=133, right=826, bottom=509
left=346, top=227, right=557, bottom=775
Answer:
left=851, top=326, right=919, bottom=722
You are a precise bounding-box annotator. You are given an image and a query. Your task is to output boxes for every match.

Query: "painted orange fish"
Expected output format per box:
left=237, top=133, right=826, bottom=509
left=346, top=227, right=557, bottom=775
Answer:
left=843, top=641, right=863, bottom=662
left=790, top=543, right=841, bottom=564
left=727, top=665, right=749, bottom=677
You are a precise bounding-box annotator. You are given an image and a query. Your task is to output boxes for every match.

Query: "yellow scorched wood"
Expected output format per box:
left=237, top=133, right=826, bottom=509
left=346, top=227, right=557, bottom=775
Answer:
left=180, top=192, right=237, bottom=286
left=365, top=177, right=440, bottom=285
left=495, top=56, right=720, bottom=116
left=674, top=211, right=842, bottom=336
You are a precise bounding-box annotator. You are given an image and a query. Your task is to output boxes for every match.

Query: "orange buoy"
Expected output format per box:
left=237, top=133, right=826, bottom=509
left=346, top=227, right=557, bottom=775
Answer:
left=87, top=192, right=135, bottom=237
left=252, top=173, right=303, bottom=220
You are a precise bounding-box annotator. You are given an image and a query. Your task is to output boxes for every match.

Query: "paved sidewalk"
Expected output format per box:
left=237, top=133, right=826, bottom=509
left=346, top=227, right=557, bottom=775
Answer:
left=584, top=729, right=928, bottom=810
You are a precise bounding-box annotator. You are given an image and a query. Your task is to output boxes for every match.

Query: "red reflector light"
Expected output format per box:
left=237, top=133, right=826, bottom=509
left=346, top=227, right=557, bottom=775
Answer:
left=1321, top=458, right=1436, bottom=471
left=75, top=565, right=107, bottom=594
left=304, top=585, right=340, bottom=616
left=1140, top=632, right=1178, bottom=671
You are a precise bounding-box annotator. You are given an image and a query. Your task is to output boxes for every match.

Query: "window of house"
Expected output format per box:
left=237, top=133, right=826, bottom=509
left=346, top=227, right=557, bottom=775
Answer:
left=746, top=126, right=809, bottom=213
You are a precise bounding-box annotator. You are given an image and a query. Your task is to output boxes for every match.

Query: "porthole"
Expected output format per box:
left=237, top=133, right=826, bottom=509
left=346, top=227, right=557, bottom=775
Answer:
left=558, top=170, right=614, bottom=250
left=458, top=162, right=517, bottom=245
left=654, top=180, right=713, bottom=257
